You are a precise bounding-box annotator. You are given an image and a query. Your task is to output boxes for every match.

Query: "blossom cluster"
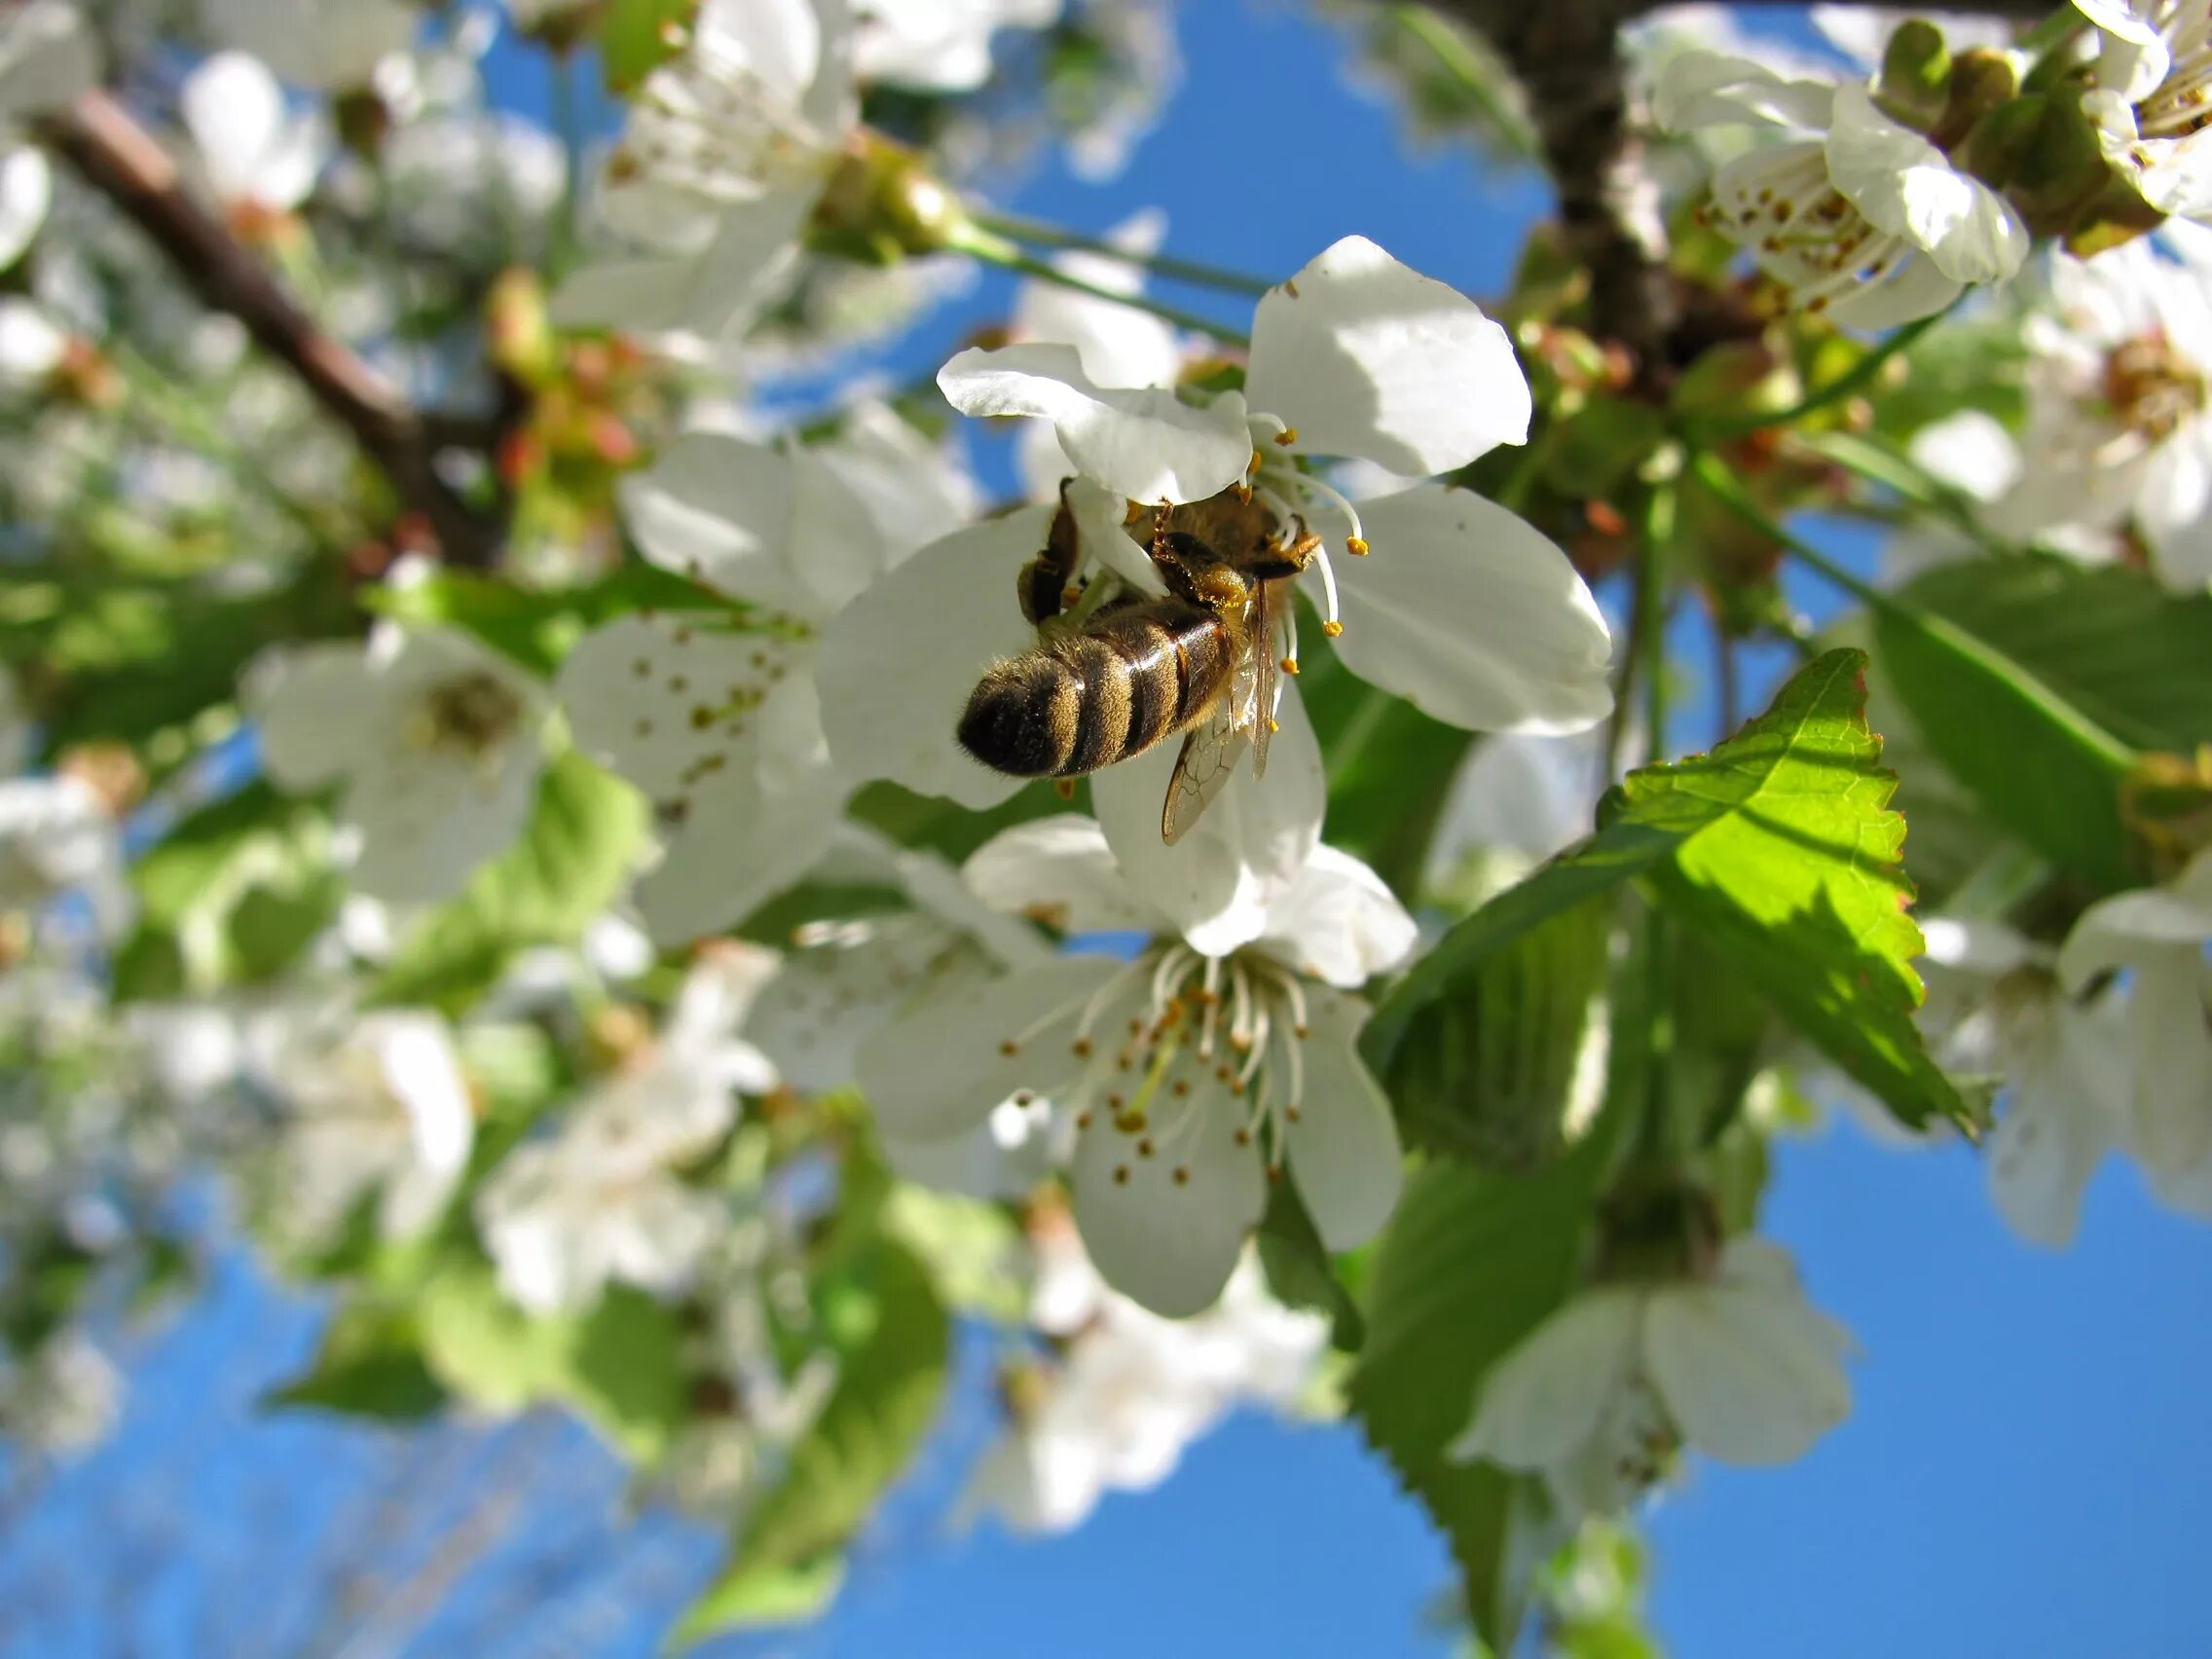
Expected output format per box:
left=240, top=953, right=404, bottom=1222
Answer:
left=2, top=0, right=2211, bottom=1648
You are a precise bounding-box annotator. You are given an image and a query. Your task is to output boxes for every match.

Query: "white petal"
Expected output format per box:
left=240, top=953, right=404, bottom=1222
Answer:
left=1255, top=844, right=1416, bottom=987
left=962, top=815, right=1161, bottom=935
left=1989, top=1054, right=2117, bottom=1247
left=1012, top=209, right=1183, bottom=390
left=938, top=343, right=1251, bottom=503
left=1332, top=485, right=1614, bottom=734
left=2125, top=951, right=2212, bottom=1171
left=2057, top=884, right=2212, bottom=990
left=1644, top=1275, right=1852, bottom=1465
left=550, top=192, right=809, bottom=341
left=0, top=149, right=50, bottom=271
left=1282, top=986, right=1403, bottom=1251
left=802, top=402, right=979, bottom=589
left=183, top=52, right=286, bottom=203
left=2135, top=130, right=2212, bottom=221
left=1069, top=1066, right=1267, bottom=1317
left=814, top=508, right=1051, bottom=810
left=1246, top=237, right=1530, bottom=474
left=247, top=641, right=378, bottom=789
left=1091, top=682, right=1324, bottom=957
left=619, top=432, right=816, bottom=616
left=1919, top=915, right=2042, bottom=978
left=1446, top=1288, right=1641, bottom=1467
left=1826, top=86, right=2026, bottom=285
left=856, top=956, right=1118, bottom=1141
left=632, top=729, right=846, bottom=945
left=1651, top=51, right=1834, bottom=133
left=557, top=612, right=806, bottom=801
left=2075, top=0, right=2173, bottom=100
left=1821, top=250, right=1966, bottom=332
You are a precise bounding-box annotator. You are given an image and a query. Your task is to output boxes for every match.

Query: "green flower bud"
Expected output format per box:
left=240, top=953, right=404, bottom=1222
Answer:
left=1877, top=19, right=1952, bottom=131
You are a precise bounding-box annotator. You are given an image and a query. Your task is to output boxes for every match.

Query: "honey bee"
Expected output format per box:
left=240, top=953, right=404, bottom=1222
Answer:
left=958, top=480, right=1318, bottom=843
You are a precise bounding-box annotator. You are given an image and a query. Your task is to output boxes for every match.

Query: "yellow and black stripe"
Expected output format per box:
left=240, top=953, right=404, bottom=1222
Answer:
left=959, top=599, right=1235, bottom=779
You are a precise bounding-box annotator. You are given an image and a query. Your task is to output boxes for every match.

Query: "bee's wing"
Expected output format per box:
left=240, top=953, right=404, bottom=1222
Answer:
left=1247, top=579, right=1275, bottom=781
left=1161, top=701, right=1250, bottom=846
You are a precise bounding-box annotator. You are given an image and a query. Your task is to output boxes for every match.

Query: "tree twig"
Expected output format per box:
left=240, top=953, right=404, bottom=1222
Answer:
left=44, top=90, right=501, bottom=567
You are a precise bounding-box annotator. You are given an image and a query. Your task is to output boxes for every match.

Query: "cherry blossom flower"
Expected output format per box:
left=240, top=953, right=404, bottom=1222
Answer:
left=1450, top=1238, right=1853, bottom=1517
left=0, top=4, right=100, bottom=273
left=557, top=406, right=975, bottom=943
left=852, top=0, right=1062, bottom=92
left=828, top=237, right=1609, bottom=944
left=1985, top=232, right=2212, bottom=589
left=962, top=1214, right=1326, bottom=1532
left=203, top=0, right=419, bottom=91
left=2075, top=0, right=2212, bottom=222
left=181, top=53, right=328, bottom=227
left=0, top=775, right=129, bottom=939
left=248, top=623, right=551, bottom=905
left=1918, top=916, right=2136, bottom=1244
left=476, top=948, right=780, bottom=1313
left=859, top=817, right=1414, bottom=1316
left=552, top=0, right=856, bottom=340
left=1657, top=54, right=2027, bottom=325
left=2056, top=849, right=2212, bottom=1198
left=252, top=1008, right=476, bottom=1244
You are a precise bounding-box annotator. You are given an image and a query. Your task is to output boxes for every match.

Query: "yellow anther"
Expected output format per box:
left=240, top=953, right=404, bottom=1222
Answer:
left=1273, top=427, right=1299, bottom=447
left=1072, top=1037, right=1093, bottom=1057
left=999, top=1040, right=1020, bottom=1056
left=1249, top=449, right=1264, bottom=473
left=1346, top=535, right=1369, bottom=555
left=1321, top=620, right=1344, bottom=638
left=1267, top=718, right=1280, bottom=734
left=1280, top=655, right=1300, bottom=676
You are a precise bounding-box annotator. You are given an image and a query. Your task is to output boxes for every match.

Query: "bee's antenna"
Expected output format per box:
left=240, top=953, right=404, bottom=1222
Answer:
left=1150, top=498, right=1170, bottom=563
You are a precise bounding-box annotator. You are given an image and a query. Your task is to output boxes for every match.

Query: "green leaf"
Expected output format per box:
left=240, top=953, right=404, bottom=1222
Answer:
left=599, top=0, right=695, bottom=90
left=1347, top=1139, right=1614, bottom=1650
left=1371, top=650, right=1965, bottom=1133
left=366, top=564, right=730, bottom=678
left=266, top=1305, right=449, bottom=1421
left=114, top=782, right=342, bottom=999
left=417, top=1271, right=689, bottom=1462
left=675, top=1240, right=950, bottom=1645
left=1254, top=1179, right=1367, bottom=1350
left=1381, top=895, right=1611, bottom=1168
left=1871, top=554, right=2202, bottom=892
left=369, top=751, right=647, bottom=1012
left=1625, top=649, right=1965, bottom=1130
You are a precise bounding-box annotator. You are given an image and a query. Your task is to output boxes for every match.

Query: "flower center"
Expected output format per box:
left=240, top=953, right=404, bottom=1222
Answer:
left=1701, top=144, right=1916, bottom=315
left=2139, top=9, right=2212, bottom=138
left=2102, top=332, right=2207, bottom=442
left=1014, top=942, right=1313, bottom=1190
left=609, top=26, right=840, bottom=208
left=415, top=671, right=525, bottom=760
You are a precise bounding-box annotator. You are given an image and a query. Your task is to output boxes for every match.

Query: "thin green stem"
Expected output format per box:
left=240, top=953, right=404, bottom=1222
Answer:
left=1389, top=5, right=1541, bottom=164
left=971, top=209, right=1275, bottom=298
left=1794, top=426, right=2015, bottom=555
left=550, top=49, right=588, bottom=277
left=1690, top=451, right=2139, bottom=773
left=1639, top=482, right=1673, bottom=767
left=955, top=233, right=1252, bottom=347
left=1688, top=308, right=1952, bottom=443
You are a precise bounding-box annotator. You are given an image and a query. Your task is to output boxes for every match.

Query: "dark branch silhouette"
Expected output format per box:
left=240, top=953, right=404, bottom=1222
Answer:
left=44, top=91, right=502, bottom=568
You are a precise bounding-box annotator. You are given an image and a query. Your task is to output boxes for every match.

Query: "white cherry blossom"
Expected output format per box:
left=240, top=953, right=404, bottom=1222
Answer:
left=858, top=818, right=1414, bottom=1316
left=248, top=623, right=551, bottom=905
left=1918, top=916, right=2135, bottom=1244
left=552, top=0, right=855, bottom=340
left=476, top=947, right=780, bottom=1312
left=252, top=1008, right=476, bottom=1244
left=558, top=406, right=975, bottom=943
left=2056, top=850, right=2212, bottom=1199
left=2075, top=0, right=2212, bottom=222
left=1450, top=1238, right=1853, bottom=1517
left=1658, top=54, right=2027, bottom=325
left=853, top=0, right=1062, bottom=92
left=181, top=52, right=328, bottom=224
left=0, top=774, right=129, bottom=938
left=1988, top=233, right=2212, bottom=589
left=0, top=4, right=100, bottom=274
left=962, top=1215, right=1326, bottom=1532
left=203, top=0, right=419, bottom=91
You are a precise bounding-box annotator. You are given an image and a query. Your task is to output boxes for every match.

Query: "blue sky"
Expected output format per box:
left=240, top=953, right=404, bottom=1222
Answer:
left=9, top=4, right=2210, bottom=1656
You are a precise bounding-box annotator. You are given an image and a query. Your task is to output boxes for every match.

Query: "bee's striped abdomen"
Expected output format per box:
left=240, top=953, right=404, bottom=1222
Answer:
left=957, top=600, right=1229, bottom=780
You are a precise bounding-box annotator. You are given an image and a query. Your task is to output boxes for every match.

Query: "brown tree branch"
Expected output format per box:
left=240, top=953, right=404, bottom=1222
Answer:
left=44, top=90, right=501, bottom=567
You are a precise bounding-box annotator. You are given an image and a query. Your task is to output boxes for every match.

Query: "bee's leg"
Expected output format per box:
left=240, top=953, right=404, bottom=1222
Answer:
left=1151, top=531, right=1214, bottom=607
left=1018, top=479, right=1085, bottom=626
left=1247, top=517, right=1323, bottom=582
